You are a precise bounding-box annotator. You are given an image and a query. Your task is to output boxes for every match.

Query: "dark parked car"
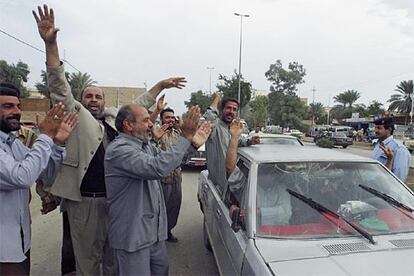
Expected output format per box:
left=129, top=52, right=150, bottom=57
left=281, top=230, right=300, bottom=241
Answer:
left=182, top=144, right=206, bottom=168
left=315, top=131, right=353, bottom=148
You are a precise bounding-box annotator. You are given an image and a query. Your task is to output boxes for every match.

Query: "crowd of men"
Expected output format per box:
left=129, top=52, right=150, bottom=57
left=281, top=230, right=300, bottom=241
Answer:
left=0, top=4, right=412, bottom=276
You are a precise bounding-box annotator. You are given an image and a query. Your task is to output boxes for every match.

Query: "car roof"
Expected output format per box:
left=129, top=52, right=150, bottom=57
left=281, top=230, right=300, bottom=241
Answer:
left=238, top=144, right=375, bottom=163
left=259, top=133, right=297, bottom=139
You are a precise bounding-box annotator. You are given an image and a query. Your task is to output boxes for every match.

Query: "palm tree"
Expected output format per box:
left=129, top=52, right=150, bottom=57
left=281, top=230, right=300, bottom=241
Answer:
left=35, top=70, right=49, bottom=98
left=367, top=100, right=385, bottom=116
left=388, top=80, right=413, bottom=122
left=334, top=89, right=360, bottom=108
left=68, top=72, right=97, bottom=100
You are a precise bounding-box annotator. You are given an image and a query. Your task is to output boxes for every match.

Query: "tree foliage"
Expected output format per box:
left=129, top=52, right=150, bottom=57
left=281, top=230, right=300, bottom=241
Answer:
left=367, top=100, right=385, bottom=116
left=36, top=70, right=71, bottom=98
left=184, top=90, right=213, bottom=114
left=309, top=102, right=326, bottom=125
left=216, top=72, right=252, bottom=108
left=67, top=72, right=97, bottom=100
left=0, top=60, right=30, bottom=98
left=333, top=89, right=361, bottom=108
left=265, top=60, right=307, bottom=129
left=246, top=95, right=268, bottom=127
left=388, top=80, right=413, bottom=117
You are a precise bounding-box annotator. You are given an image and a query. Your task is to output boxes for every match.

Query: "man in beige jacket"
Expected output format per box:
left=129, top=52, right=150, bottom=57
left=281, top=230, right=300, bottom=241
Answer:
left=33, top=5, right=186, bottom=275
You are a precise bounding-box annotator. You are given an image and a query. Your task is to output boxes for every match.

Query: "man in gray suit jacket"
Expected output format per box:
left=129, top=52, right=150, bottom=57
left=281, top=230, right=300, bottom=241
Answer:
left=33, top=5, right=186, bottom=275
left=105, top=105, right=211, bottom=275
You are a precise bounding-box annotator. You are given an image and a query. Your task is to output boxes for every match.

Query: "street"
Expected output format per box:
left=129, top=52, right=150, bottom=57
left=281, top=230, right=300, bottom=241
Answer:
left=29, top=170, right=218, bottom=276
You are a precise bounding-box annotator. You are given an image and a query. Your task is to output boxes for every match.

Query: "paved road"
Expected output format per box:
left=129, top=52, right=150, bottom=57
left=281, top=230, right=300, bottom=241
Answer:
left=29, top=170, right=218, bottom=275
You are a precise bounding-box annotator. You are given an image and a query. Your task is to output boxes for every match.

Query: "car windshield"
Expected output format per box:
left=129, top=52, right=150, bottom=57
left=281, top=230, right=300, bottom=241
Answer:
left=260, top=137, right=301, bottom=146
left=256, top=162, right=414, bottom=239
left=332, top=132, right=347, bottom=138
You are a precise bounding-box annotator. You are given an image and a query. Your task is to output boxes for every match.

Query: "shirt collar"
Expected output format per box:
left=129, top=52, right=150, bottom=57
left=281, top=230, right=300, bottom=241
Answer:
left=0, top=130, right=16, bottom=145
left=383, top=136, right=393, bottom=145
left=118, top=133, right=148, bottom=147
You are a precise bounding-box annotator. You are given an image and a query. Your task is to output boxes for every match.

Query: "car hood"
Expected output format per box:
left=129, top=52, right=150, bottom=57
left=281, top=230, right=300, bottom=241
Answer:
left=255, top=234, right=414, bottom=275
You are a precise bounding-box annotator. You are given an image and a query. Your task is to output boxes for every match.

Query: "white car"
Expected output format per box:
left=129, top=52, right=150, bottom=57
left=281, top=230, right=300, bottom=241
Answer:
left=198, top=144, right=414, bottom=275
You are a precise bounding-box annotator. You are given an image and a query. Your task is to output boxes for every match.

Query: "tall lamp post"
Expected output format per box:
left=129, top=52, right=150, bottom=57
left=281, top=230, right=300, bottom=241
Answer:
left=234, top=12, right=250, bottom=115
left=206, top=66, right=215, bottom=95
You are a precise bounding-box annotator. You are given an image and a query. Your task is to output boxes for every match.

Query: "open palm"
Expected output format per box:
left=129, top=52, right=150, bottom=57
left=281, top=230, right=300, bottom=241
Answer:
left=192, top=122, right=212, bottom=148
left=33, top=5, right=59, bottom=43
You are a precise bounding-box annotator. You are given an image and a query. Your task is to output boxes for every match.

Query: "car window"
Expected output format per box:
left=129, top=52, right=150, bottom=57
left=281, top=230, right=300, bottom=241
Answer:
left=224, top=158, right=250, bottom=208
left=256, top=162, right=414, bottom=239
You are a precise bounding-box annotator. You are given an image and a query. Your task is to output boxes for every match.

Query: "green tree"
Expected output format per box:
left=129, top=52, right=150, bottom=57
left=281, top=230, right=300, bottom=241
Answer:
left=35, top=70, right=49, bottom=98
left=184, top=90, right=213, bottom=114
left=0, top=60, right=30, bottom=98
left=216, top=72, right=252, bottom=109
left=68, top=72, right=97, bottom=100
left=265, top=60, right=307, bottom=129
left=309, top=102, right=326, bottom=125
left=246, top=95, right=268, bottom=127
left=367, top=100, right=385, bottom=116
left=333, top=89, right=361, bottom=108
left=388, top=80, right=413, bottom=121
left=353, top=103, right=369, bottom=118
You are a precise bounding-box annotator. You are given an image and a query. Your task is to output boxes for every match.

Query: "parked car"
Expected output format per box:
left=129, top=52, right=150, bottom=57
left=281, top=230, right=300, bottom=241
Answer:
left=249, top=133, right=303, bottom=146
left=315, top=131, right=353, bottom=148
left=182, top=144, right=206, bottom=168
left=198, top=145, right=414, bottom=275
left=285, top=129, right=304, bottom=139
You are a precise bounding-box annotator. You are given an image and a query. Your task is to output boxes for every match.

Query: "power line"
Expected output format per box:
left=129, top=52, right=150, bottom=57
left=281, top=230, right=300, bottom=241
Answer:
left=0, top=27, right=81, bottom=72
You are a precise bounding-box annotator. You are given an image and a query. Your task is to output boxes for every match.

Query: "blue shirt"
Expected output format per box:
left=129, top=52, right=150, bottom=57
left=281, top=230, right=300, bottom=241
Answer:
left=371, top=136, right=411, bottom=182
left=0, top=130, right=65, bottom=262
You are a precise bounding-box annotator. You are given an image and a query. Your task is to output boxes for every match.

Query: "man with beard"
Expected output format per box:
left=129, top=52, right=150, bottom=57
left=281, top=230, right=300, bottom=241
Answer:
left=204, top=93, right=260, bottom=191
left=371, top=117, right=411, bottom=182
left=33, top=5, right=187, bottom=275
left=0, top=83, right=77, bottom=275
left=105, top=105, right=211, bottom=275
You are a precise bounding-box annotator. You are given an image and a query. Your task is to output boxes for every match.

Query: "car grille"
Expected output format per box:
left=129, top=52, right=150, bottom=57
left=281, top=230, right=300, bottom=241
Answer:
left=389, top=239, right=414, bottom=248
left=323, top=242, right=371, bottom=254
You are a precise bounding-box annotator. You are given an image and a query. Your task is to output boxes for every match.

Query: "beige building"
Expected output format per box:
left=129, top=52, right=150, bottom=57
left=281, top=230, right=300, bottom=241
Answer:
left=100, top=86, right=147, bottom=108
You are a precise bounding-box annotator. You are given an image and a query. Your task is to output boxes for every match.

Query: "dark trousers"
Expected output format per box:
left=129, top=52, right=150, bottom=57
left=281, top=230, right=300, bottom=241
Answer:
left=161, top=174, right=182, bottom=232
left=0, top=250, right=30, bottom=276
left=61, top=211, right=76, bottom=275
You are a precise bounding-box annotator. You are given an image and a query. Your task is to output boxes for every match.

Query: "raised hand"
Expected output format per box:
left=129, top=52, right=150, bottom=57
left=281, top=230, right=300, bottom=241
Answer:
left=192, top=121, right=212, bottom=148
left=156, top=95, right=167, bottom=111
left=152, top=124, right=169, bottom=141
left=173, top=116, right=183, bottom=130
left=37, top=102, right=66, bottom=139
left=33, top=4, right=59, bottom=44
left=211, top=92, right=222, bottom=108
left=181, top=106, right=201, bottom=140
left=229, top=119, right=243, bottom=138
left=160, top=77, right=187, bottom=90
left=54, top=112, right=78, bottom=145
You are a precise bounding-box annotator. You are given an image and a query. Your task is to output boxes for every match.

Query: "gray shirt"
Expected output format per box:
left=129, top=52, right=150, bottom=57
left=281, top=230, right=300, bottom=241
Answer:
left=0, top=130, right=65, bottom=262
left=204, top=106, right=248, bottom=193
left=105, top=133, right=191, bottom=252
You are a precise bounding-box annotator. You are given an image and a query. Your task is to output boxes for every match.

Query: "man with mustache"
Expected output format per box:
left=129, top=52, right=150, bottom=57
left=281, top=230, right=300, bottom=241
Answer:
left=33, top=5, right=187, bottom=275
left=204, top=93, right=260, bottom=190
left=105, top=105, right=211, bottom=275
left=0, top=83, right=77, bottom=275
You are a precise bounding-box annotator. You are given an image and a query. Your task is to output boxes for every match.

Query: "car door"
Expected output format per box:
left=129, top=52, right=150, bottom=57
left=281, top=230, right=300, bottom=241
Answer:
left=214, top=158, right=251, bottom=275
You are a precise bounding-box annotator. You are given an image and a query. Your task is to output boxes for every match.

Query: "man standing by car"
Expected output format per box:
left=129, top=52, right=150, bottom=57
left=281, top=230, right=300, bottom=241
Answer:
left=105, top=105, right=211, bottom=275
left=204, top=93, right=259, bottom=188
left=33, top=5, right=187, bottom=275
left=371, top=117, right=411, bottom=182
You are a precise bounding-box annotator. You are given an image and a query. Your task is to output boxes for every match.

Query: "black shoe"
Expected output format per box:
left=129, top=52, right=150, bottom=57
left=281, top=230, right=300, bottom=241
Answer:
left=167, top=232, right=178, bottom=243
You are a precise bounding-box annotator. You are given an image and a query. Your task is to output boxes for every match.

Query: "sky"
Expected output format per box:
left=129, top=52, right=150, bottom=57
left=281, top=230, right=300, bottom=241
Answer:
left=1, top=0, right=414, bottom=114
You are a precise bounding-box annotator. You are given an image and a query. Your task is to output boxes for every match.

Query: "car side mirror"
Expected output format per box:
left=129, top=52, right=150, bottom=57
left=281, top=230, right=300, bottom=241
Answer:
left=230, top=205, right=241, bottom=232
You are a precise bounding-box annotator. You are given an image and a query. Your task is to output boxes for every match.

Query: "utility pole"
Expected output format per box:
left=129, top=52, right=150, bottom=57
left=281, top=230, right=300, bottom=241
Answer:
left=234, top=12, right=250, bottom=116
left=311, top=87, right=316, bottom=126
left=206, top=67, right=215, bottom=95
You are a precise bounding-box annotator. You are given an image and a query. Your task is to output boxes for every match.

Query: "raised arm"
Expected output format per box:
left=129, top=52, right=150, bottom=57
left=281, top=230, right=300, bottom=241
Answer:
left=150, top=95, right=167, bottom=123
left=135, top=77, right=186, bottom=110
left=33, top=4, right=75, bottom=111
left=226, top=119, right=243, bottom=174
left=203, top=92, right=221, bottom=123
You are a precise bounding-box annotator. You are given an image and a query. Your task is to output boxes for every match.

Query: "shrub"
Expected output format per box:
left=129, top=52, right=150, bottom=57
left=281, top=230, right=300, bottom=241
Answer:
left=316, top=137, right=334, bottom=149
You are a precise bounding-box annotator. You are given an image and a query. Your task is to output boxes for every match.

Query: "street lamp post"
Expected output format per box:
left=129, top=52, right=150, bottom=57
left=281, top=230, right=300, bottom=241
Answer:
left=206, top=66, right=215, bottom=95
left=234, top=12, right=249, bottom=115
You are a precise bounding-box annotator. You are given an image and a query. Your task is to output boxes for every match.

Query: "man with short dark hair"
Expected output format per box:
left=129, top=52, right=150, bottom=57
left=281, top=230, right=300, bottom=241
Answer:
left=33, top=5, right=187, bottom=275
left=204, top=93, right=259, bottom=189
left=0, top=83, right=77, bottom=275
left=371, top=117, right=411, bottom=182
left=105, top=105, right=211, bottom=275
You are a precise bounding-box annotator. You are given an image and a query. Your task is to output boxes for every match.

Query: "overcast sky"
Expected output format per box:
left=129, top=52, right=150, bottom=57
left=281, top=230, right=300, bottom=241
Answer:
left=2, top=0, right=414, bottom=114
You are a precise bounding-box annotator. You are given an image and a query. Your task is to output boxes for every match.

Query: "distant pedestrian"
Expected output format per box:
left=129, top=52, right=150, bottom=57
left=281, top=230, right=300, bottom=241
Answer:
left=371, top=117, right=411, bottom=182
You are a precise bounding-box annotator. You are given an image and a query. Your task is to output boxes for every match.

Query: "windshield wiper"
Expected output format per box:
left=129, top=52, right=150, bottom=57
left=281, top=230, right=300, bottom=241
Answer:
left=359, top=184, right=414, bottom=219
left=286, top=189, right=376, bottom=244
